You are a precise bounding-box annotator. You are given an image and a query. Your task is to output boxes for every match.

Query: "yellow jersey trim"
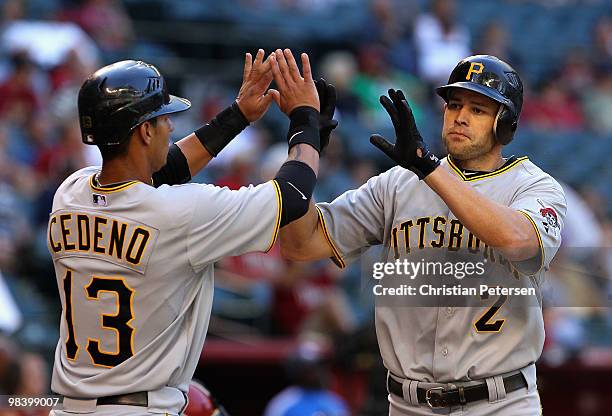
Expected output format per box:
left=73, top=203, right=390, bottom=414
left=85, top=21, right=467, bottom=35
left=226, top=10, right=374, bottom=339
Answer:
left=316, top=206, right=346, bottom=269
left=517, top=210, right=545, bottom=274
left=266, top=180, right=283, bottom=253
left=89, top=175, right=140, bottom=193
left=447, top=156, right=529, bottom=182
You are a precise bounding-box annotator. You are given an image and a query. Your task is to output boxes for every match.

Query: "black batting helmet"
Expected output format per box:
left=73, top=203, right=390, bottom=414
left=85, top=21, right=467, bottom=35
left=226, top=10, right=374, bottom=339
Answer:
left=78, top=60, right=191, bottom=146
left=436, top=55, right=523, bottom=145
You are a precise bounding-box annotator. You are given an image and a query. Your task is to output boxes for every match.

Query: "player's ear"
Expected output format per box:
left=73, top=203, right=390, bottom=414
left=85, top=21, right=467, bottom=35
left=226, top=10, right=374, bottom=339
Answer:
left=136, top=121, right=155, bottom=146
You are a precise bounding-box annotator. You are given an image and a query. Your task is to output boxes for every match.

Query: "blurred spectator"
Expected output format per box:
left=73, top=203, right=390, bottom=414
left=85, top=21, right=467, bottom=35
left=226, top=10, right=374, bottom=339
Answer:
left=366, top=0, right=418, bottom=73
left=1, top=0, right=25, bottom=25
left=57, top=0, right=134, bottom=58
left=212, top=245, right=285, bottom=332
left=315, top=136, right=355, bottom=202
left=0, top=52, right=40, bottom=125
left=581, top=70, right=612, bottom=134
left=264, top=338, right=349, bottom=416
left=561, top=183, right=603, bottom=250
left=271, top=260, right=356, bottom=337
left=0, top=271, right=22, bottom=334
left=319, top=51, right=360, bottom=116
left=0, top=335, right=19, bottom=394
left=474, top=22, right=518, bottom=66
left=35, top=119, right=89, bottom=182
left=521, top=75, right=585, bottom=130
left=558, top=48, right=596, bottom=96
left=49, top=48, right=94, bottom=92
left=1, top=20, right=99, bottom=69
left=413, top=0, right=471, bottom=85
left=593, top=16, right=612, bottom=71
left=0, top=336, right=49, bottom=415
left=368, top=0, right=417, bottom=46
left=350, top=44, right=427, bottom=127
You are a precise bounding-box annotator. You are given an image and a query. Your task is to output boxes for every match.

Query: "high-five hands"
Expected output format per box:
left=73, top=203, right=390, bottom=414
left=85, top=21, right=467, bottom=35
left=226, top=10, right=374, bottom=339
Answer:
left=235, top=49, right=277, bottom=123
left=370, top=89, right=440, bottom=179
left=269, top=49, right=319, bottom=114
left=269, top=49, right=322, bottom=153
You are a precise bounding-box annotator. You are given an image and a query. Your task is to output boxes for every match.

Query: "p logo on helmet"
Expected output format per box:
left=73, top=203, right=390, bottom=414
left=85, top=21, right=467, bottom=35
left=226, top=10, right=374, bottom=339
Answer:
left=466, top=62, right=484, bottom=81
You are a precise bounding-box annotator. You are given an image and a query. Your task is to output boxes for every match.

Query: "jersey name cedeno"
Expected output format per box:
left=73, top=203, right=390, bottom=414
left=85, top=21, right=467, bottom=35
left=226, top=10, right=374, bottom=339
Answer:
left=390, top=215, right=523, bottom=279
left=48, top=211, right=155, bottom=269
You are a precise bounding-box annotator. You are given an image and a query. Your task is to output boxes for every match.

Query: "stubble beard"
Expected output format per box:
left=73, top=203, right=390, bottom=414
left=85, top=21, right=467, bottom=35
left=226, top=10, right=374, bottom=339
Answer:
left=442, top=132, right=496, bottom=161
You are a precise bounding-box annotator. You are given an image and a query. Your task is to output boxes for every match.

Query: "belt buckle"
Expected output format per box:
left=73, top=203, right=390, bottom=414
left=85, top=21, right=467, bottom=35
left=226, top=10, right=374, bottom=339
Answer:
left=425, top=386, right=445, bottom=409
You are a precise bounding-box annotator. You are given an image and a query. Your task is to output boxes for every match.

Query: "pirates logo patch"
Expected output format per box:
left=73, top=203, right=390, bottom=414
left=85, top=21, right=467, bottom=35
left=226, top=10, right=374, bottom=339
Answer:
left=537, top=199, right=559, bottom=235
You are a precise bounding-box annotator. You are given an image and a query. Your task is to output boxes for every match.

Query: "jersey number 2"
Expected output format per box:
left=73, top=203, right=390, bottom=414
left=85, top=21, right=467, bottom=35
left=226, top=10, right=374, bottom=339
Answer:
left=63, top=270, right=135, bottom=367
left=474, top=294, right=508, bottom=332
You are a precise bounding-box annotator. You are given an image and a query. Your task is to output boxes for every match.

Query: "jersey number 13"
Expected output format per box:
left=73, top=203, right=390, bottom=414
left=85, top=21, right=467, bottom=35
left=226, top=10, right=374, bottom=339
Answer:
left=63, top=270, right=135, bottom=368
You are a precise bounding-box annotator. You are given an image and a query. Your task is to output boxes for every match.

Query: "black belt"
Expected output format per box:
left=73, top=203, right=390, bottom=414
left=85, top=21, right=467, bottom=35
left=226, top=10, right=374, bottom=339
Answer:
left=387, top=373, right=527, bottom=409
left=63, top=392, right=148, bottom=407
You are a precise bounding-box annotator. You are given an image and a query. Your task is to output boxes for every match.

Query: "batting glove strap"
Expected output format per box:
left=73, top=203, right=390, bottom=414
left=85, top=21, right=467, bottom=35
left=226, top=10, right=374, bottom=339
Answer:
left=406, top=147, right=441, bottom=180
left=287, top=106, right=321, bottom=153
left=194, top=101, right=249, bottom=157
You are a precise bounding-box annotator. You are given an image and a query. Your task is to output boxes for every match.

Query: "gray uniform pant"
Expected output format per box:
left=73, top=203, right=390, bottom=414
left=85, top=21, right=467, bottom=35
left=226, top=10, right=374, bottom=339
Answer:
left=388, top=364, right=542, bottom=416
left=50, top=406, right=180, bottom=416
left=49, top=387, right=186, bottom=416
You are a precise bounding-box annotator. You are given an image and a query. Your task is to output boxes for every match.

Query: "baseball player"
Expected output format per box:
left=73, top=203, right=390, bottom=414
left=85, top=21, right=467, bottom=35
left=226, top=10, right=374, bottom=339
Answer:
left=280, top=55, right=566, bottom=415
left=47, top=48, right=336, bottom=415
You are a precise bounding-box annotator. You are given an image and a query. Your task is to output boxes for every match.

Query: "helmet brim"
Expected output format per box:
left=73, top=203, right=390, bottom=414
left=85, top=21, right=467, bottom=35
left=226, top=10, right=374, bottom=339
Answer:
left=435, top=82, right=512, bottom=108
left=149, top=95, right=192, bottom=118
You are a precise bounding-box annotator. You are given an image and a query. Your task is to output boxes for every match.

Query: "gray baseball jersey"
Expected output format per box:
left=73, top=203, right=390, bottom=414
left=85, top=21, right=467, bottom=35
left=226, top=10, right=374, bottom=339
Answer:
left=48, top=167, right=281, bottom=402
left=316, top=156, right=566, bottom=382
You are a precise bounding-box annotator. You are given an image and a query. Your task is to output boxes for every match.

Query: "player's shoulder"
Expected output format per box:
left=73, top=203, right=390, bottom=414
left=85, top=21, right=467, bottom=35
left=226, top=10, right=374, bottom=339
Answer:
left=154, top=181, right=268, bottom=199
left=370, top=165, right=419, bottom=189
left=52, top=166, right=100, bottom=206
left=56, top=166, right=100, bottom=191
left=516, top=158, right=564, bottom=190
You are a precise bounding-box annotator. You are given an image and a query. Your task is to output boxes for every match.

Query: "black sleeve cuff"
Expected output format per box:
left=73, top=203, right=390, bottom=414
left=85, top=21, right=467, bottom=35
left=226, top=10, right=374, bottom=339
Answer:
left=152, top=143, right=192, bottom=187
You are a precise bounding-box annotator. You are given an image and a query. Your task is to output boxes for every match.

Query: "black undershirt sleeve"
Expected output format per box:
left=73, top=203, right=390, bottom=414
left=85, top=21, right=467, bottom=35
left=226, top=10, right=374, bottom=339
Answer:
left=152, top=143, right=191, bottom=187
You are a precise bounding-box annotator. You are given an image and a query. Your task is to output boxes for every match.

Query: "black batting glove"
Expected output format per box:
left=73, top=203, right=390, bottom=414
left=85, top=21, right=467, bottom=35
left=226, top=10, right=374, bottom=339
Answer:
left=315, top=78, right=338, bottom=153
left=370, top=89, right=440, bottom=179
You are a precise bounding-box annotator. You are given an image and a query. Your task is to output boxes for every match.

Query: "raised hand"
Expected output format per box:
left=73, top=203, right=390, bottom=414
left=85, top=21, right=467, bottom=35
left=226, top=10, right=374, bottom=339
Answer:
left=269, top=49, right=319, bottom=115
left=235, top=49, right=276, bottom=123
left=370, top=89, right=440, bottom=179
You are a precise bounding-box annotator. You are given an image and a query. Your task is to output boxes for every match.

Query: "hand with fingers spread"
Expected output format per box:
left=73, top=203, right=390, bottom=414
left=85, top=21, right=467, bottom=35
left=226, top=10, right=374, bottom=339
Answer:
left=235, top=49, right=277, bottom=123
left=195, top=49, right=278, bottom=157
left=270, top=49, right=322, bottom=153
left=270, top=49, right=319, bottom=114
left=370, top=89, right=440, bottom=179
left=314, top=78, right=338, bottom=153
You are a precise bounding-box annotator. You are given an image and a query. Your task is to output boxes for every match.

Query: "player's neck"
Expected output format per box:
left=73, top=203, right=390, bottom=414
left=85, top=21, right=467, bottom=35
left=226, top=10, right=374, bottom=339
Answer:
left=98, top=155, right=153, bottom=186
left=452, top=151, right=505, bottom=172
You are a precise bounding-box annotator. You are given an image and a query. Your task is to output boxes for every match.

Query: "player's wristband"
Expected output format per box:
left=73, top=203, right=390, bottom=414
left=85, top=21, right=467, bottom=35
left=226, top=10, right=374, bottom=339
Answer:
left=287, top=106, right=321, bottom=153
left=194, top=101, right=249, bottom=157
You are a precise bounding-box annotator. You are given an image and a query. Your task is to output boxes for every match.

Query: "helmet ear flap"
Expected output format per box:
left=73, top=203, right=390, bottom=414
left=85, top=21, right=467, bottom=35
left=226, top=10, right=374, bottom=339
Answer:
left=493, top=105, right=518, bottom=145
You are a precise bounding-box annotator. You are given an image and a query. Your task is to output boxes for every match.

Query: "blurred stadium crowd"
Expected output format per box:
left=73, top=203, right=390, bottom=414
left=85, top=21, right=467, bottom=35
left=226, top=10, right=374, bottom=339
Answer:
left=0, top=0, right=611, bottom=414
